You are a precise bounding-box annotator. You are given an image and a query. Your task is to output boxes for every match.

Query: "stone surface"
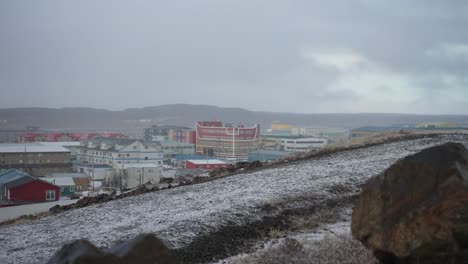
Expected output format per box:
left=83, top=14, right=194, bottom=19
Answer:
left=108, top=233, right=177, bottom=264
left=46, top=239, right=120, bottom=264
left=47, top=233, right=177, bottom=264
left=352, top=142, right=468, bottom=263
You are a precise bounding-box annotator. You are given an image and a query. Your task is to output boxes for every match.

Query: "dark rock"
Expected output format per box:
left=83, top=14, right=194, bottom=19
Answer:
left=49, top=205, right=63, bottom=214
left=46, top=239, right=120, bottom=264
left=47, top=234, right=176, bottom=264
left=108, top=233, right=177, bottom=264
left=352, top=142, right=468, bottom=263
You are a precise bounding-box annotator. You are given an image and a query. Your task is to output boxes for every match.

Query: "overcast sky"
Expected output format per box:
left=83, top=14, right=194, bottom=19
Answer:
left=0, top=1, right=467, bottom=114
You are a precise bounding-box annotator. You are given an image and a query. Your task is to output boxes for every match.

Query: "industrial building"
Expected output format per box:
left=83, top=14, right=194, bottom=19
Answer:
left=195, top=121, right=260, bottom=161
left=0, top=144, right=72, bottom=176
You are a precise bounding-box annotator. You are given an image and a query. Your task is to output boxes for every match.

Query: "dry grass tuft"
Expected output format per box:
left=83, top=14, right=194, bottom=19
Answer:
left=232, top=235, right=377, bottom=264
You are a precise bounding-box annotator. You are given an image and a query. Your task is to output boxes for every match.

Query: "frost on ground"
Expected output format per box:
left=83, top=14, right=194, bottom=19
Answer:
left=1, top=134, right=467, bottom=264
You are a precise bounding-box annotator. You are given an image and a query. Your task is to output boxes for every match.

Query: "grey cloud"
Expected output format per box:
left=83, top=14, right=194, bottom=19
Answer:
left=0, top=0, right=467, bottom=114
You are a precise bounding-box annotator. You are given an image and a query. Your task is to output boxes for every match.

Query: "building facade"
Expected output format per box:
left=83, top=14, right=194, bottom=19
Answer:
left=76, top=138, right=163, bottom=168
left=158, top=141, right=195, bottom=159
left=0, top=170, right=60, bottom=205
left=144, top=125, right=196, bottom=144
left=0, top=144, right=72, bottom=176
left=195, top=121, right=260, bottom=161
left=121, top=164, right=161, bottom=189
left=280, top=137, right=328, bottom=152
left=17, top=132, right=128, bottom=143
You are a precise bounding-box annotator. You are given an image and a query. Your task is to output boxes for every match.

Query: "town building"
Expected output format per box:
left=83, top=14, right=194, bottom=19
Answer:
left=248, top=150, right=291, bottom=162
left=0, top=169, right=60, bottom=206
left=120, top=164, right=161, bottom=189
left=44, top=173, right=90, bottom=196
left=76, top=138, right=163, bottom=168
left=158, top=141, right=195, bottom=159
left=144, top=125, right=196, bottom=144
left=37, top=141, right=82, bottom=162
left=280, top=137, right=329, bottom=152
left=0, top=144, right=72, bottom=176
left=185, top=159, right=229, bottom=170
left=195, top=121, right=261, bottom=161
left=17, top=132, right=127, bottom=143
left=75, top=164, right=113, bottom=181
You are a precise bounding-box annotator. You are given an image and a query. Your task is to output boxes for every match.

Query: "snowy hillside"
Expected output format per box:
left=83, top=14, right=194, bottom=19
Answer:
left=1, top=134, right=467, bottom=264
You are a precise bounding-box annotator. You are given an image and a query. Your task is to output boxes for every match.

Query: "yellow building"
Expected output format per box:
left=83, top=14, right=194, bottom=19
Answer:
left=270, top=121, right=297, bottom=131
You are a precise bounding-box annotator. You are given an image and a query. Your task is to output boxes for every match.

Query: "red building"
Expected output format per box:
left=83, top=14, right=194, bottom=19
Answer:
left=185, top=159, right=229, bottom=170
left=0, top=170, right=60, bottom=205
left=195, top=121, right=260, bottom=160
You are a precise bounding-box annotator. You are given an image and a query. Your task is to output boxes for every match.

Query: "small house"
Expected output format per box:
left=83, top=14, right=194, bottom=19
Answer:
left=0, top=169, right=60, bottom=205
left=44, top=173, right=90, bottom=196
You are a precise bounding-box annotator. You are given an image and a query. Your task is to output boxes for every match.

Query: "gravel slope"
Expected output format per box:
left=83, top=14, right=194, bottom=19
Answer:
left=1, top=134, right=467, bottom=264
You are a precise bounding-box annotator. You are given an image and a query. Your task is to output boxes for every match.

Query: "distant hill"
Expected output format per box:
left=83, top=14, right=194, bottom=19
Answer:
left=0, top=104, right=467, bottom=137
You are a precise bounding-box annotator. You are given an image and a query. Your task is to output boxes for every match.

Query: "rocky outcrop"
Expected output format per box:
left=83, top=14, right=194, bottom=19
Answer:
left=352, top=142, right=468, bottom=263
left=47, top=233, right=177, bottom=264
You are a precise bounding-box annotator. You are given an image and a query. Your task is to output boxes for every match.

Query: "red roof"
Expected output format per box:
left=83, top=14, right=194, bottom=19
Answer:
left=18, top=132, right=128, bottom=142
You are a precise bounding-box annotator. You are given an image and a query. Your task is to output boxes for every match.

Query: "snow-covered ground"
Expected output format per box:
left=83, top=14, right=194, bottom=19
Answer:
left=0, top=200, right=77, bottom=222
left=1, top=134, right=467, bottom=264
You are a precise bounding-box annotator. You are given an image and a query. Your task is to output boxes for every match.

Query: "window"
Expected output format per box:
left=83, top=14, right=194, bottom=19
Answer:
left=46, top=190, right=55, bottom=200
left=145, top=157, right=148, bottom=160
left=133, top=146, right=137, bottom=150
left=69, top=186, right=75, bottom=192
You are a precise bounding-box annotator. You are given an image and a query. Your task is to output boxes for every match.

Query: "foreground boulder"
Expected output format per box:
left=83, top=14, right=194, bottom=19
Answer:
left=47, top=233, right=177, bottom=264
left=352, top=142, right=468, bottom=263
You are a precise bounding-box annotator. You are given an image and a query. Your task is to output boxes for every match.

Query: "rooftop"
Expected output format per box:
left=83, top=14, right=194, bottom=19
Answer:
left=0, top=169, right=37, bottom=188
left=122, top=163, right=161, bottom=169
left=47, top=173, right=87, bottom=178
left=0, top=144, right=70, bottom=153
left=37, top=142, right=81, bottom=147
left=44, top=177, right=75, bottom=186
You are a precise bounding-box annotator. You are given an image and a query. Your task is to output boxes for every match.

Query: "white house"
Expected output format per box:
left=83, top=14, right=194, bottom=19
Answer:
left=120, top=163, right=161, bottom=189
left=280, top=137, right=328, bottom=152
left=76, top=138, right=163, bottom=169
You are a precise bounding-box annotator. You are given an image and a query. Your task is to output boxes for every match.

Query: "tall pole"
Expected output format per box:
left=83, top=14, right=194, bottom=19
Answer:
left=120, top=155, right=123, bottom=192
left=92, top=163, right=95, bottom=190
left=232, top=127, right=235, bottom=160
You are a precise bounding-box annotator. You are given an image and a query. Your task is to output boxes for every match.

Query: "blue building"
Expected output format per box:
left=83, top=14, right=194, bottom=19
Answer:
left=248, top=150, right=291, bottom=162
